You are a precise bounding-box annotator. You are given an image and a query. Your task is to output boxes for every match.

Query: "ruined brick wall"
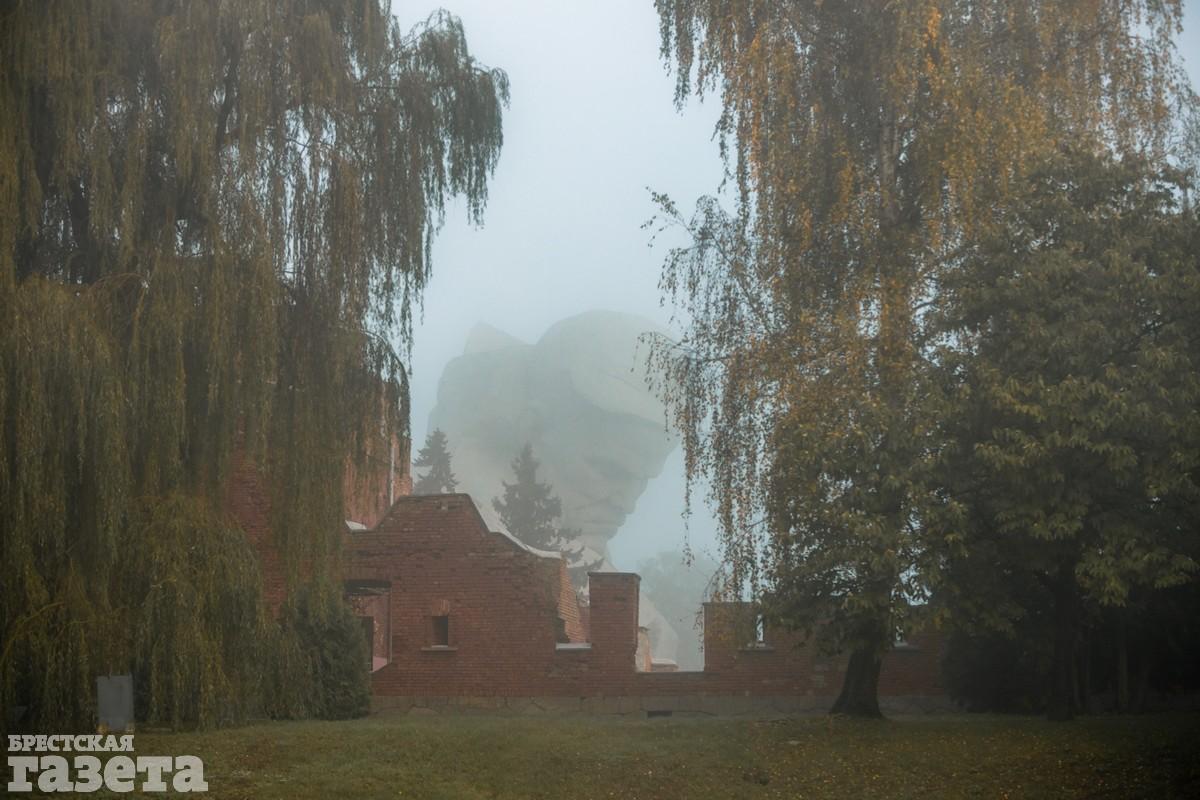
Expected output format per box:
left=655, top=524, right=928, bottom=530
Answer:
left=343, top=431, right=411, bottom=529
left=549, top=558, right=586, bottom=643
left=347, top=591, right=391, bottom=667
left=224, top=450, right=288, bottom=616
left=878, top=635, right=946, bottom=696
left=230, top=453, right=947, bottom=704
left=693, top=602, right=945, bottom=698
left=346, top=494, right=588, bottom=696
left=588, top=572, right=640, bottom=674
left=344, top=498, right=947, bottom=703
left=225, top=431, right=411, bottom=616
left=636, top=628, right=652, bottom=672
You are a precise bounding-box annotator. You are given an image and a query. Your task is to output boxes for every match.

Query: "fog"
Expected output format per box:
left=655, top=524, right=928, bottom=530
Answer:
left=392, top=0, right=727, bottom=572
left=395, top=0, right=1200, bottom=573
left=8, top=0, right=1200, bottom=772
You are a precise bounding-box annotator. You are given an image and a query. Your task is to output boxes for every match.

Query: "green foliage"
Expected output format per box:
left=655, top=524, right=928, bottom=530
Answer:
left=1, top=1, right=505, bottom=731
left=492, top=444, right=570, bottom=552
left=123, top=495, right=270, bottom=729
left=929, top=150, right=1200, bottom=716
left=932, top=152, right=1199, bottom=601
left=413, top=429, right=459, bottom=495
left=1, top=280, right=131, bottom=731
left=277, top=589, right=371, bottom=721
left=650, top=0, right=1189, bottom=714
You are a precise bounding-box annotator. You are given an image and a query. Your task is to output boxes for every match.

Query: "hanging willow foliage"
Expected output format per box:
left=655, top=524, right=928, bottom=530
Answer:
left=649, top=0, right=1190, bottom=714
left=1, top=0, right=506, bottom=730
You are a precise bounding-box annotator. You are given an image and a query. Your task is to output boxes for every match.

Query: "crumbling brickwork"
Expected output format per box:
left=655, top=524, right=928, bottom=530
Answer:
left=344, top=495, right=588, bottom=696
left=223, top=449, right=289, bottom=615
left=226, top=447, right=947, bottom=710
left=343, top=431, right=411, bottom=529
left=225, top=432, right=409, bottom=616
left=342, top=493, right=949, bottom=709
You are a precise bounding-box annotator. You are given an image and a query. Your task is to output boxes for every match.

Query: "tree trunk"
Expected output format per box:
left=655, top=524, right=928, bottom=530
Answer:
left=831, top=646, right=884, bottom=718
left=1116, top=612, right=1129, bottom=712
left=1047, top=561, right=1078, bottom=721
left=1081, top=633, right=1092, bottom=714
left=1071, top=647, right=1082, bottom=713
left=1134, top=655, right=1151, bottom=712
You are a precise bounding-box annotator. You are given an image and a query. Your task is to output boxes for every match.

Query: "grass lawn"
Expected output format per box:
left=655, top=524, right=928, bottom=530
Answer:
left=20, top=712, right=1200, bottom=799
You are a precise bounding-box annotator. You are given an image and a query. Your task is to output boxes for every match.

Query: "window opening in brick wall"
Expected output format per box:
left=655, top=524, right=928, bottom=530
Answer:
left=360, top=616, right=375, bottom=668
left=432, top=614, right=450, bottom=647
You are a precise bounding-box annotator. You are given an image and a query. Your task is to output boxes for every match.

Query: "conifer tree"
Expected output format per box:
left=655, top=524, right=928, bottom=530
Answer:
left=492, top=444, right=568, bottom=551
left=413, top=429, right=459, bottom=495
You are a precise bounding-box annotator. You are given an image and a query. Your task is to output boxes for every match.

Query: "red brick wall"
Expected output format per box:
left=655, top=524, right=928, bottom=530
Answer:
left=229, top=444, right=946, bottom=703
left=224, top=450, right=288, bottom=615
left=693, top=602, right=945, bottom=697
left=578, top=604, right=591, bottom=640
left=348, top=591, right=391, bottom=665
left=225, top=432, right=411, bottom=616
left=343, top=432, right=411, bottom=529
left=346, top=494, right=589, bottom=696
left=636, top=628, right=652, bottom=672
left=550, top=559, right=586, bottom=643
left=223, top=450, right=331, bottom=617
left=220, top=410, right=946, bottom=707
left=344, top=496, right=947, bottom=702
left=588, top=572, right=640, bottom=674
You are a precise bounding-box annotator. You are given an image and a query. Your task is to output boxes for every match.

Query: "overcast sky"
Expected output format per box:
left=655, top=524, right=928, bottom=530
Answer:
left=391, top=0, right=726, bottom=570
left=392, top=1, right=1200, bottom=571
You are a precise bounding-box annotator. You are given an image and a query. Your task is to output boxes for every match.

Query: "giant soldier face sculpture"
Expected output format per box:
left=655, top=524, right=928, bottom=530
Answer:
left=429, top=310, right=677, bottom=569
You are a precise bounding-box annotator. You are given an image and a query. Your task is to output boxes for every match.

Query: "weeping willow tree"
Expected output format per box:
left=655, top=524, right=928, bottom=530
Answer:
left=650, top=0, right=1189, bottom=715
left=0, top=1, right=506, bottom=730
